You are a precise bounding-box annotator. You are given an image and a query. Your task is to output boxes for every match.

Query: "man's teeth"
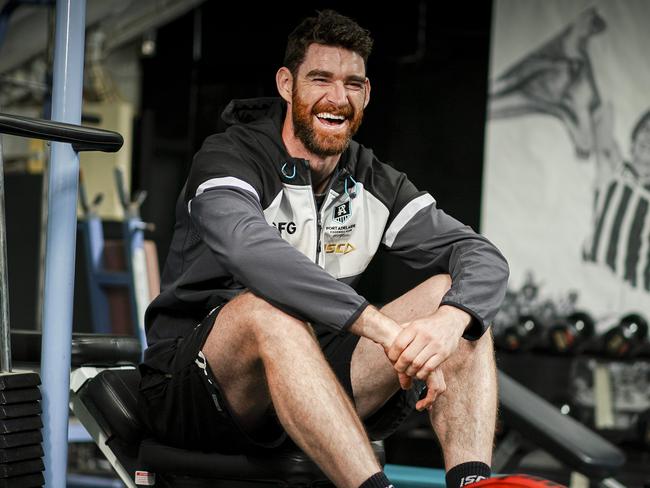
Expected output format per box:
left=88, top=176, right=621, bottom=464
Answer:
left=316, top=113, right=345, bottom=121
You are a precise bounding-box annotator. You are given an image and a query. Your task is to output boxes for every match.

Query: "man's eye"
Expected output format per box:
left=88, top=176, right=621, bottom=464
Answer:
left=347, top=83, right=364, bottom=90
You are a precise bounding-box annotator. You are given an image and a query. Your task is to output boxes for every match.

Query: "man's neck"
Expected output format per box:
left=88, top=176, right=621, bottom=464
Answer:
left=282, top=112, right=341, bottom=194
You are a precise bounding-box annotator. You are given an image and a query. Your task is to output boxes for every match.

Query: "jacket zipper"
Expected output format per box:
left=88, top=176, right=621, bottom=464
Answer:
left=316, top=209, right=322, bottom=264
left=305, top=161, right=341, bottom=266
left=300, top=160, right=321, bottom=264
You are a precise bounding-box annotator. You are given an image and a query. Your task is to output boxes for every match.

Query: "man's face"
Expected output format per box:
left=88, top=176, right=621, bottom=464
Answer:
left=291, top=44, right=369, bottom=158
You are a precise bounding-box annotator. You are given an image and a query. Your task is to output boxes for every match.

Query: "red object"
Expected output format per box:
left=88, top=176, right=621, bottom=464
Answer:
left=472, top=474, right=567, bottom=488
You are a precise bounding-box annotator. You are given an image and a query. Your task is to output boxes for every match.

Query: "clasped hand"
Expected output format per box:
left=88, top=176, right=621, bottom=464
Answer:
left=384, top=307, right=467, bottom=411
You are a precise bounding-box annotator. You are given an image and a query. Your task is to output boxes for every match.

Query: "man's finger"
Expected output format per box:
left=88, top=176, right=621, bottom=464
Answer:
left=416, top=390, right=435, bottom=412
left=416, top=369, right=446, bottom=411
left=387, top=327, right=416, bottom=363
left=414, top=353, right=445, bottom=380
left=398, top=372, right=412, bottom=390
left=405, top=345, right=442, bottom=378
left=393, top=335, right=431, bottom=373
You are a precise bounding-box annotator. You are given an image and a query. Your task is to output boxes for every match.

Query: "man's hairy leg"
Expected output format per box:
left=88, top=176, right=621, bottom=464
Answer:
left=350, top=274, right=497, bottom=468
left=202, top=291, right=380, bottom=488
left=429, top=330, right=496, bottom=468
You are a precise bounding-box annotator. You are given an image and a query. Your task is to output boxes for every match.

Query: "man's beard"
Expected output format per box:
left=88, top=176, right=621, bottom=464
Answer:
left=291, top=86, right=364, bottom=158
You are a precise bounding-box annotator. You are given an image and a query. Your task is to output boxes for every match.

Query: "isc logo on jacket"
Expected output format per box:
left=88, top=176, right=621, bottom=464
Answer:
left=324, top=243, right=356, bottom=255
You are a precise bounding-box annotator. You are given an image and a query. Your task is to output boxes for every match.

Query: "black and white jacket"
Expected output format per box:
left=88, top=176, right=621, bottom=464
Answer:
left=144, top=97, right=509, bottom=363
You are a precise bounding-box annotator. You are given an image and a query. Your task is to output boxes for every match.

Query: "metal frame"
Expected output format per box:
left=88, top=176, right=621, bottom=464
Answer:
left=0, top=121, right=10, bottom=374
left=40, top=1, right=86, bottom=486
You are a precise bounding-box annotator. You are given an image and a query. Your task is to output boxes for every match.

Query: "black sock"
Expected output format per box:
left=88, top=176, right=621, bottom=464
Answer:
left=358, top=471, right=394, bottom=488
left=445, top=462, right=491, bottom=488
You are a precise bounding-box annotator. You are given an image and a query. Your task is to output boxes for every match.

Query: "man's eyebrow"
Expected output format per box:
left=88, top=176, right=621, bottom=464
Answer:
left=305, top=69, right=333, bottom=79
left=305, top=70, right=366, bottom=84
left=345, top=75, right=367, bottom=84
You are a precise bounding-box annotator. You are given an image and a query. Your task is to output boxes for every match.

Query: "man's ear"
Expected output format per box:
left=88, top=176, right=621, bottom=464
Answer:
left=276, top=67, right=293, bottom=104
left=363, top=78, right=371, bottom=109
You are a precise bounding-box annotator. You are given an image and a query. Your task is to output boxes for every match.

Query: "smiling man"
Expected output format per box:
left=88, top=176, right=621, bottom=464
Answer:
left=139, top=10, right=509, bottom=488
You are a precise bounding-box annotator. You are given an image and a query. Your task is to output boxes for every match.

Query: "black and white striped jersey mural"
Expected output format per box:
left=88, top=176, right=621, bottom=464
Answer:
left=483, top=0, right=650, bottom=316
left=584, top=167, right=650, bottom=291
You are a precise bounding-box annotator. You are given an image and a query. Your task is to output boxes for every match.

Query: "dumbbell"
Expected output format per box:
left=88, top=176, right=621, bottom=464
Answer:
left=601, top=313, right=648, bottom=358
left=547, top=311, right=595, bottom=355
left=499, top=315, right=545, bottom=352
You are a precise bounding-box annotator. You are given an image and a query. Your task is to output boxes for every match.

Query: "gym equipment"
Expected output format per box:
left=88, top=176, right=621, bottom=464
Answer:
left=0, top=106, right=122, bottom=487
left=0, top=87, right=46, bottom=488
left=0, top=105, right=122, bottom=487
left=0, top=2, right=123, bottom=483
left=0, top=370, right=44, bottom=487
left=114, top=167, right=151, bottom=349
left=78, top=174, right=111, bottom=333
left=499, top=315, right=545, bottom=352
left=78, top=167, right=150, bottom=347
left=548, top=311, right=596, bottom=355
left=37, top=2, right=125, bottom=485
left=569, top=356, right=650, bottom=442
left=70, top=365, right=385, bottom=488
left=601, top=313, right=648, bottom=358
left=494, top=372, right=624, bottom=484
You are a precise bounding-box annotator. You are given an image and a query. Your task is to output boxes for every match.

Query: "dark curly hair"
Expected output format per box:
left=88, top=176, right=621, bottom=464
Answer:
left=283, top=10, right=373, bottom=77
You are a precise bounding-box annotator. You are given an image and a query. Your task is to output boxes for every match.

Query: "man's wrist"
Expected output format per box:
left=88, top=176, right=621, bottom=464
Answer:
left=437, top=305, right=472, bottom=336
left=349, top=305, right=400, bottom=348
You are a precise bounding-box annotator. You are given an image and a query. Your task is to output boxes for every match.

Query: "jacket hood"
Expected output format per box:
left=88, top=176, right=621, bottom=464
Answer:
left=221, top=97, right=285, bottom=127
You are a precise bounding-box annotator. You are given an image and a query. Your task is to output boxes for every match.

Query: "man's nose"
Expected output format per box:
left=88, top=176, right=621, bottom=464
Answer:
left=326, top=81, right=348, bottom=107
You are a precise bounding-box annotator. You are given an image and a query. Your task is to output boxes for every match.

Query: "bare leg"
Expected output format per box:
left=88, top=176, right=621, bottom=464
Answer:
left=429, top=330, right=496, bottom=468
left=202, top=291, right=380, bottom=488
left=350, top=274, right=497, bottom=468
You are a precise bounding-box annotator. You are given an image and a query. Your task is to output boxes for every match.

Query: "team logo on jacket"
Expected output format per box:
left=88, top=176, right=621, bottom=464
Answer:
left=333, top=201, right=351, bottom=224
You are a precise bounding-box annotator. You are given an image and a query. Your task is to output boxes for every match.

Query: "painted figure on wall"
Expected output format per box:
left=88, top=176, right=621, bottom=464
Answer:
left=488, top=6, right=650, bottom=293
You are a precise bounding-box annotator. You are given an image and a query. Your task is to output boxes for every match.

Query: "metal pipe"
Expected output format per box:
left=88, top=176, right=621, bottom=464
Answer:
left=40, top=0, right=86, bottom=486
left=0, top=132, right=11, bottom=373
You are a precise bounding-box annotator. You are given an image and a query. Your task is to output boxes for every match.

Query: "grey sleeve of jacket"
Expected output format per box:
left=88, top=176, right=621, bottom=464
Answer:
left=383, top=194, right=509, bottom=340
left=189, top=187, right=369, bottom=331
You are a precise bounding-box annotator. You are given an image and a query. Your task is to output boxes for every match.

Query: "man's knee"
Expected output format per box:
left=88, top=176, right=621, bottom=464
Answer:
left=380, top=273, right=452, bottom=323
left=413, top=274, right=452, bottom=305
left=230, top=291, right=316, bottom=344
left=444, top=329, right=495, bottom=374
left=431, top=273, right=452, bottom=294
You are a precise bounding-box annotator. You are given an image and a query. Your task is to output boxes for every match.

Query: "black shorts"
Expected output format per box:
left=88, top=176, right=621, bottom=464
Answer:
left=139, top=307, right=426, bottom=454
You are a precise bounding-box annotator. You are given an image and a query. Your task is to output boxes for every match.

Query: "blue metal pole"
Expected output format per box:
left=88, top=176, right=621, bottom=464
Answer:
left=40, top=1, right=86, bottom=487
